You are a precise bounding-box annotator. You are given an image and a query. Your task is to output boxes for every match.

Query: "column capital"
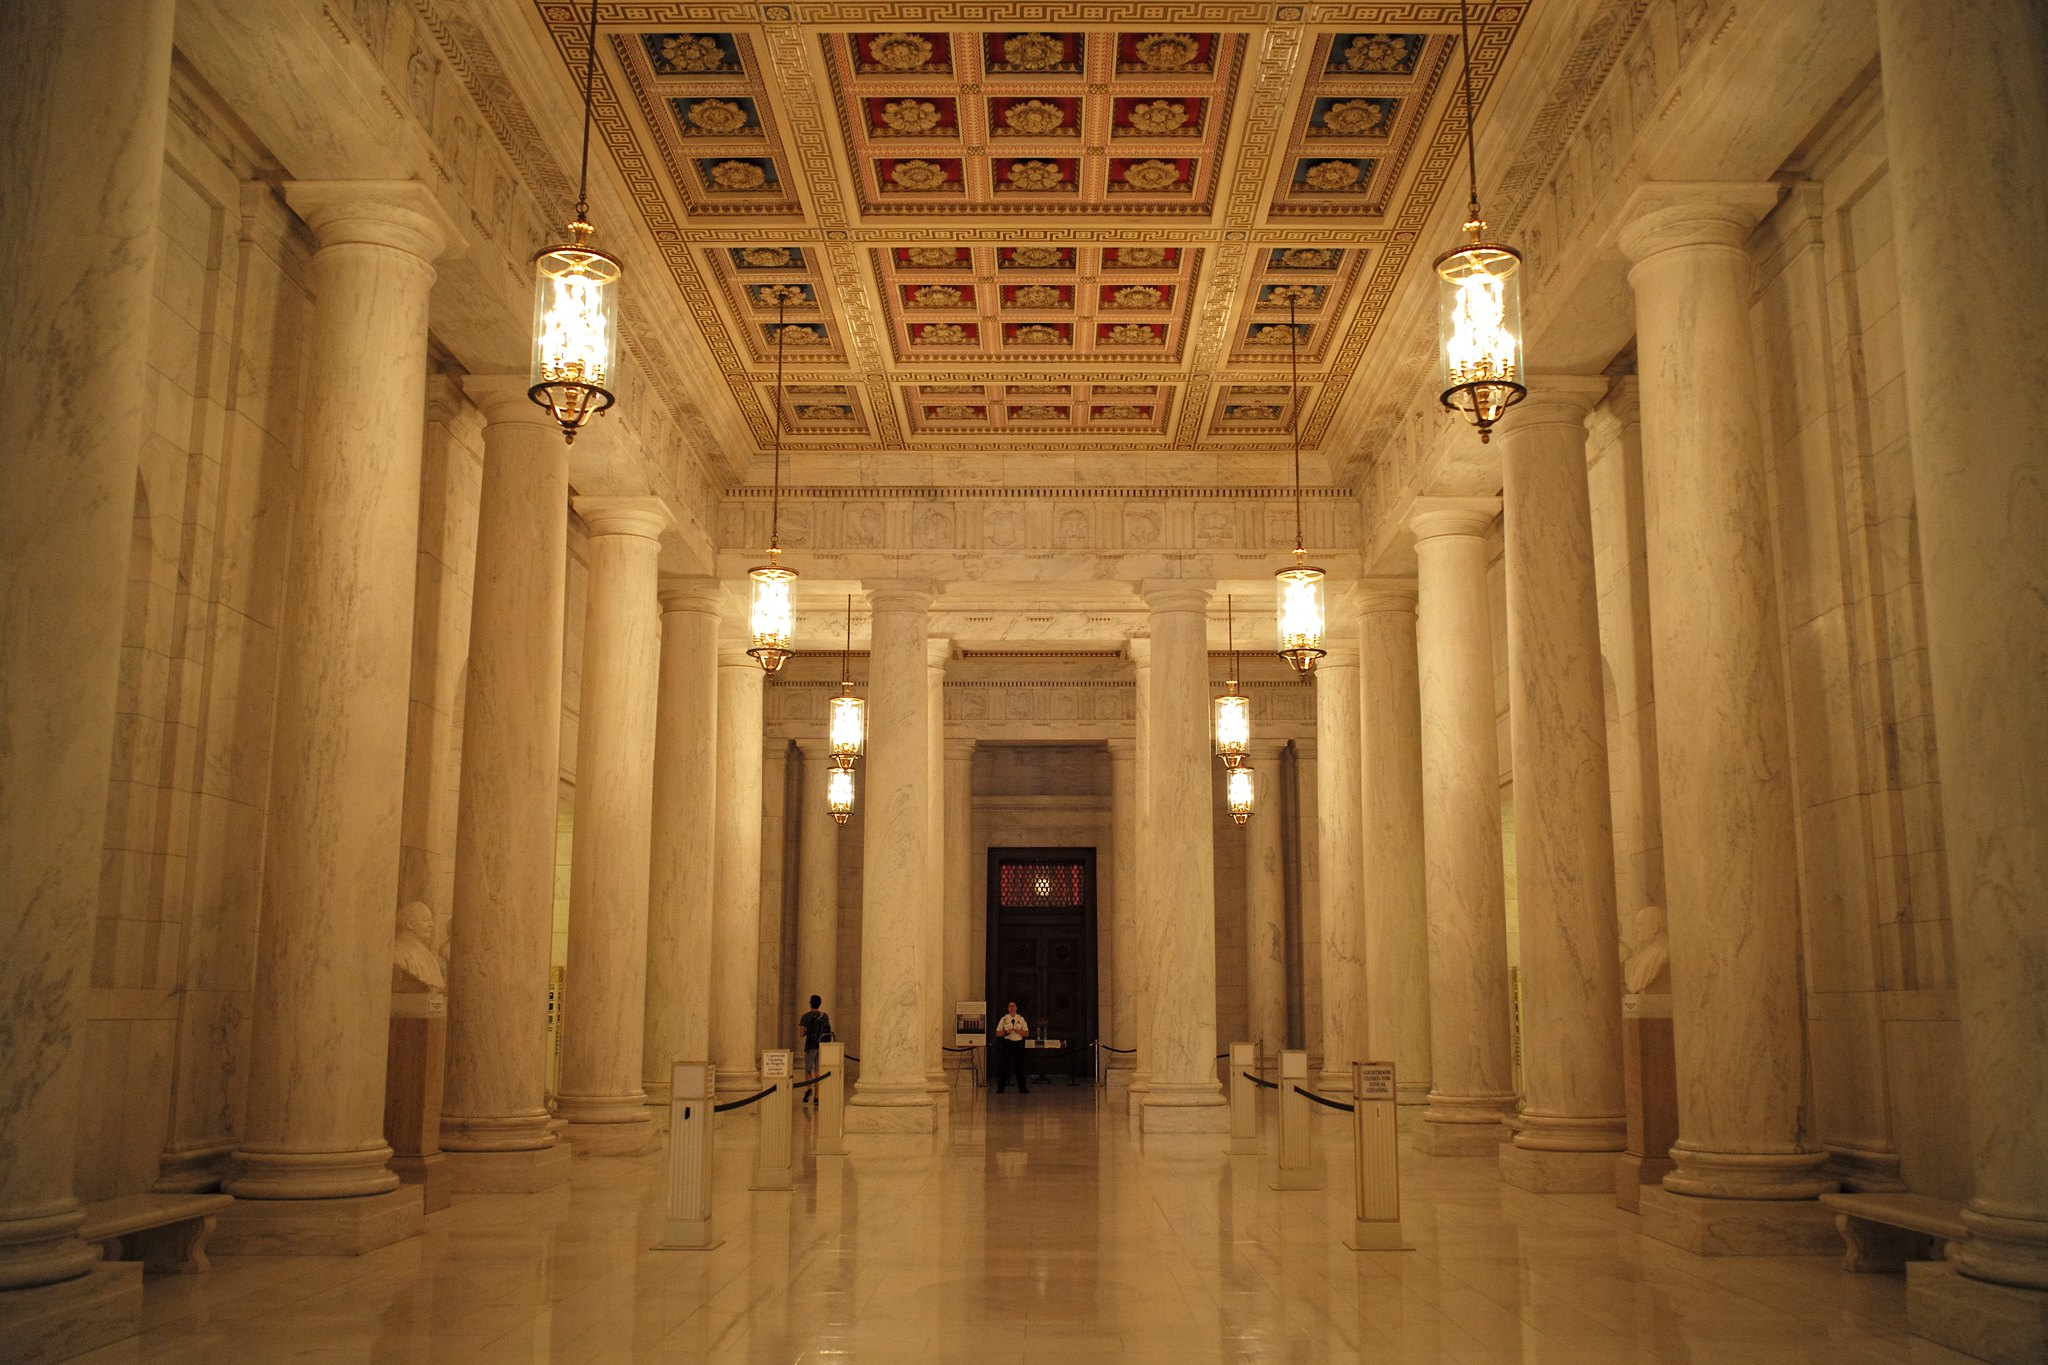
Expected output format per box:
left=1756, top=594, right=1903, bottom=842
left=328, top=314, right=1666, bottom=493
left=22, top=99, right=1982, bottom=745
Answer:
left=864, top=580, right=935, bottom=615
left=462, top=373, right=560, bottom=429
left=944, top=736, right=978, bottom=762
left=793, top=737, right=834, bottom=761
left=1105, top=737, right=1138, bottom=760
left=1315, top=634, right=1360, bottom=669
left=1356, top=577, right=1418, bottom=615
left=1493, top=376, right=1611, bottom=437
left=717, top=642, right=767, bottom=670
left=925, top=636, right=954, bottom=669
left=425, top=373, right=468, bottom=426
left=1292, top=738, right=1318, bottom=763
left=1126, top=636, right=1152, bottom=669
left=283, top=179, right=465, bottom=261
left=573, top=495, right=673, bottom=540
left=1140, top=579, right=1215, bottom=614
left=1248, top=738, right=1289, bottom=764
left=657, top=575, right=725, bottom=615
left=1407, top=497, right=1501, bottom=542
left=1616, top=182, right=1781, bottom=263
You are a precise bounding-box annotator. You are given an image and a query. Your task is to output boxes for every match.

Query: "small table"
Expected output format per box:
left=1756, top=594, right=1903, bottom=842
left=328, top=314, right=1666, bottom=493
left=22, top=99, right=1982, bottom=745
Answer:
left=1022, top=1039, right=1084, bottom=1085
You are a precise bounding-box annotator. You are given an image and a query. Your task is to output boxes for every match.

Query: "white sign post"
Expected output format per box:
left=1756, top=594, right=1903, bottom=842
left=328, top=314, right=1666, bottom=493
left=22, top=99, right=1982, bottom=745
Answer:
left=1347, top=1061, right=1407, bottom=1250
left=752, top=1049, right=793, bottom=1191
left=814, top=1040, right=848, bottom=1156
left=654, top=1060, right=719, bottom=1249
left=1228, top=1041, right=1260, bottom=1155
left=1273, top=1050, right=1318, bottom=1190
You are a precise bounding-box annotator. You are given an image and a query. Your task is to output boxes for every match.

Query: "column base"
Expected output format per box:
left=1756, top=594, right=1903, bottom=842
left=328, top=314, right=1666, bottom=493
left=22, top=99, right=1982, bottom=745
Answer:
left=1140, top=1092, right=1229, bottom=1134
left=1614, top=1151, right=1676, bottom=1212
left=1416, top=1118, right=1511, bottom=1155
left=388, top=1151, right=450, bottom=1214
left=443, top=1142, right=572, bottom=1193
left=210, top=1186, right=423, bottom=1257
left=1499, top=1145, right=1622, bottom=1193
left=844, top=1097, right=936, bottom=1134
left=0, top=1263, right=142, bottom=1365
left=562, top=1117, right=656, bottom=1156
left=153, top=1145, right=234, bottom=1193
left=1637, top=1185, right=1839, bottom=1256
left=1909, top=1259, right=2048, bottom=1365
left=1396, top=1081, right=1430, bottom=1107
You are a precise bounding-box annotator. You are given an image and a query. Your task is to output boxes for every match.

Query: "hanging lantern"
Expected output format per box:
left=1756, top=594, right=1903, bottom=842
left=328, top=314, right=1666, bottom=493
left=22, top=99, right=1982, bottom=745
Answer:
left=1213, top=595, right=1252, bottom=768
left=1437, top=0, right=1527, bottom=442
left=1226, top=765, right=1256, bottom=825
left=826, top=764, right=856, bottom=825
left=748, top=294, right=798, bottom=672
left=1274, top=294, right=1327, bottom=674
left=529, top=1, right=621, bottom=442
left=828, top=594, right=864, bottom=766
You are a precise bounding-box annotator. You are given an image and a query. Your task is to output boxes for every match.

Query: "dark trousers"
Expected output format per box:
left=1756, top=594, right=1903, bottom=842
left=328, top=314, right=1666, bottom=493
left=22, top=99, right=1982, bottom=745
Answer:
left=995, top=1040, right=1028, bottom=1092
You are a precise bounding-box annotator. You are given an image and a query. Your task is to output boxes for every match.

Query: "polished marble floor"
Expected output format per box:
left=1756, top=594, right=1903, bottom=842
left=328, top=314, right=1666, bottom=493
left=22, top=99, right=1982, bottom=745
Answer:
left=75, top=1084, right=1964, bottom=1364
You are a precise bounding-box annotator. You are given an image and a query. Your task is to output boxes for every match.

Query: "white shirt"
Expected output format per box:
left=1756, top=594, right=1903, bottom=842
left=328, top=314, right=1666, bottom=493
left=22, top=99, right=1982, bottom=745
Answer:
left=996, top=1012, right=1028, bottom=1042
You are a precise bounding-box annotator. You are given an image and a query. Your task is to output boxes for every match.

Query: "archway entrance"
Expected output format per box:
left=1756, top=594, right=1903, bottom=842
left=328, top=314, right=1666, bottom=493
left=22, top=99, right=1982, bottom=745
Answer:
left=985, top=848, right=1097, bottom=1076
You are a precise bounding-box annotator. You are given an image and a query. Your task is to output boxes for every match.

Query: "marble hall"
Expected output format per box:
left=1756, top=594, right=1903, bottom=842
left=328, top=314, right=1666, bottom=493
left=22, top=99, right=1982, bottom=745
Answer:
left=1, top=2, right=2043, bottom=1363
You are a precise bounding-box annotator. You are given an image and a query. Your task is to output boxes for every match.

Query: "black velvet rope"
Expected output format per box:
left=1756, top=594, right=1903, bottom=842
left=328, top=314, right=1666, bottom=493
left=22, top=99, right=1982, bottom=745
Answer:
left=1293, top=1085, right=1356, bottom=1114
left=942, top=1045, right=977, bottom=1052
left=713, top=1085, right=778, bottom=1113
left=1242, top=1071, right=1279, bottom=1090
left=1101, top=1045, right=1137, bottom=1054
left=791, top=1072, right=832, bottom=1090
left=1216, top=1052, right=1230, bottom=1060
left=844, top=1054, right=859, bottom=1063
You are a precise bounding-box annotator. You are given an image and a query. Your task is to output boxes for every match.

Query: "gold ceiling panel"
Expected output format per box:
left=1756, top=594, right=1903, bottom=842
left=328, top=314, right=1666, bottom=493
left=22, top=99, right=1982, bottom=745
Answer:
left=544, top=5, right=1523, bottom=455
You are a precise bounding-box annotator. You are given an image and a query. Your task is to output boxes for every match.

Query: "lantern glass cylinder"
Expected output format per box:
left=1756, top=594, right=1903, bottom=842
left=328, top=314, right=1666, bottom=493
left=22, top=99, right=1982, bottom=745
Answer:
left=747, top=562, right=797, bottom=672
left=1226, top=765, right=1256, bottom=824
left=826, top=765, right=856, bottom=824
left=829, top=693, right=865, bottom=767
left=1275, top=562, right=1327, bottom=673
left=1213, top=693, right=1251, bottom=768
left=529, top=227, right=622, bottom=436
left=1435, top=235, right=1526, bottom=436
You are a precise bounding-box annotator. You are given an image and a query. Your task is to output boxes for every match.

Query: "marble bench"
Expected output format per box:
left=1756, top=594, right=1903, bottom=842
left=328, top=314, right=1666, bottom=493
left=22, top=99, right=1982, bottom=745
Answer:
left=1821, top=1191, right=1968, bottom=1273
left=80, top=1192, right=233, bottom=1274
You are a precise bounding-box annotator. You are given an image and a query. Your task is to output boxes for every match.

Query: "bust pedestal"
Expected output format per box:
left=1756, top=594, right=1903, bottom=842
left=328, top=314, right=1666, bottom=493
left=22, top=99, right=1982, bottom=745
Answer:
left=384, top=991, right=450, bottom=1214
left=1615, top=992, right=1677, bottom=1211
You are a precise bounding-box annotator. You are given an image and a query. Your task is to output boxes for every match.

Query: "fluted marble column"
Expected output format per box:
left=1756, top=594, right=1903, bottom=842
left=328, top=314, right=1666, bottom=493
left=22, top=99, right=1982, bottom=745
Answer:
left=1315, top=628, right=1366, bottom=1091
left=1138, top=582, right=1227, bottom=1131
left=643, top=578, right=722, bottom=1104
left=553, top=497, right=671, bottom=1155
left=1876, top=0, right=2048, bottom=1333
left=1126, top=639, right=1157, bottom=1095
left=1410, top=500, right=1516, bottom=1156
left=1619, top=184, right=1835, bottom=1249
left=847, top=582, right=936, bottom=1130
left=795, top=741, right=842, bottom=1024
left=1243, top=741, right=1289, bottom=1067
left=221, top=182, right=461, bottom=1251
left=1495, top=381, right=1628, bottom=1193
left=711, top=647, right=766, bottom=1092
left=1358, top=583, right=1431, bottom=1106
left=438, top=377, right=571, bottom=1191
left=0, top=0, right=171, bottom=1326
left=944, top=738, right=978, bottom=1057
left=924, top=638, right=951, bottom=1089
left=1107, top=738, right=1141, bottom=1074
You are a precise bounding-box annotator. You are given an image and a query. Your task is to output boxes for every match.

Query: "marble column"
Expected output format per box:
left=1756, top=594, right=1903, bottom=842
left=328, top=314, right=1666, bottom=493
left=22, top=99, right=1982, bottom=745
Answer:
left=1243, top=741, right=1290, bottom=1068
left=794, top=741, right=842, bottom=1024
left=924, top=638, right=951, bottom=1089
left=437, top=377, right=571, bottom=1192
left=1126, top=639, right=1156, bottom=1095
left=0, top=1, right=170, bottom=1338
left=1410, top=500, right=1516, bottom=1156
left=1107, top=738, right=1141, bottom=1074
left=1495, top=381, right=1629, bottom=1193
left=1875, top=0, right=2048, bottom=1340
left=1618, top=184, right=1835, bottom=1251
left=553, top=497, right=671, bottom=1155
left=1315, top=629, right=1367, bottom=1091
left=1357, top=583, right=1431, bottom=1106
left=943, top=738, right=978, bottom=1058
left=847, top=582, right=937, bottom=1131
left=219, top=182, right=461, bottom=1253
left=711, top=647, right=766, bottom=1092
left=1295, top=741, right=1323, bottom=1067
left=643, top=578, right=722, bottom=1103
left=1138, top=582, right=1227, bottom=1131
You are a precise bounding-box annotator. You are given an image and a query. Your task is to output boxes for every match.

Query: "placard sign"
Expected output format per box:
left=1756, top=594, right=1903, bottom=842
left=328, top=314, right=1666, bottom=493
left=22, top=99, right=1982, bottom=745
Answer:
left=955, top=1001, right=987, bottom=1047
left=1357, top=1061, right=1396, bottom=1101
left=761, top=1049, right=792, bottom=1080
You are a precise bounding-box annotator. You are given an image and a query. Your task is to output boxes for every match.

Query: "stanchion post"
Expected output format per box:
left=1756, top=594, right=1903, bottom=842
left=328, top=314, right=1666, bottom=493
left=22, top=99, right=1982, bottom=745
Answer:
left=752, top=1049, right=794, bottom=1191
left=1347, top=1061, right=1406, bottom=1249
left=1228, top=1041, right=1260, bottom=1155
left=815, top=1041, right=848, bottom=1156
left=1274, top=1049, right=1318, bottom=1190
left=655, top=1060, right=720, bottom=1249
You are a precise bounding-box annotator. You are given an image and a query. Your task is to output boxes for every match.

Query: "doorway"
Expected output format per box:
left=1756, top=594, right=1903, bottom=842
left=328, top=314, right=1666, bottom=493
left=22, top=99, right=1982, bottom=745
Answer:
left=985, top=848, right=1098, bottom=1049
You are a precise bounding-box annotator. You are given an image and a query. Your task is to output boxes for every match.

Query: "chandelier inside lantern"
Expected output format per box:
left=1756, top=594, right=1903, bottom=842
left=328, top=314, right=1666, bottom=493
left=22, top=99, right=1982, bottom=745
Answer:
left=1214, top=693, right=1251, bottom=768
left=826, top=764, right=856, bottom=825
left=1275, top=554, right=1327, bottom=674
left=1436, top=229, right=1525, bottom=442
left=829, top=692, right=865, bottom=767
left=747, top=556, right=797, bottom=673
left=1226, top=765, right=1256, bottom=824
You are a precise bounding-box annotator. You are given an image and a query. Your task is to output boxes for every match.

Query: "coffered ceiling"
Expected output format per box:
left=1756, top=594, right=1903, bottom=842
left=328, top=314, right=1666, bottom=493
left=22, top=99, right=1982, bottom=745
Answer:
left=538, top=4, right=1522, bottom=464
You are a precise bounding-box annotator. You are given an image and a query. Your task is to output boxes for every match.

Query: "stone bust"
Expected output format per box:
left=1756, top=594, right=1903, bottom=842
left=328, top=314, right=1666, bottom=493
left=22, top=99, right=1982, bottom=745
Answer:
left=393, top=900, right=446, bottom=993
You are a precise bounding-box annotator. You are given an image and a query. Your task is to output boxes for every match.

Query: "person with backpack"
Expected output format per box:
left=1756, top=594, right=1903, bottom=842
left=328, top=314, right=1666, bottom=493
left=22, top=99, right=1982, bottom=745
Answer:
left=797, top=995, right=832, bottom=1104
